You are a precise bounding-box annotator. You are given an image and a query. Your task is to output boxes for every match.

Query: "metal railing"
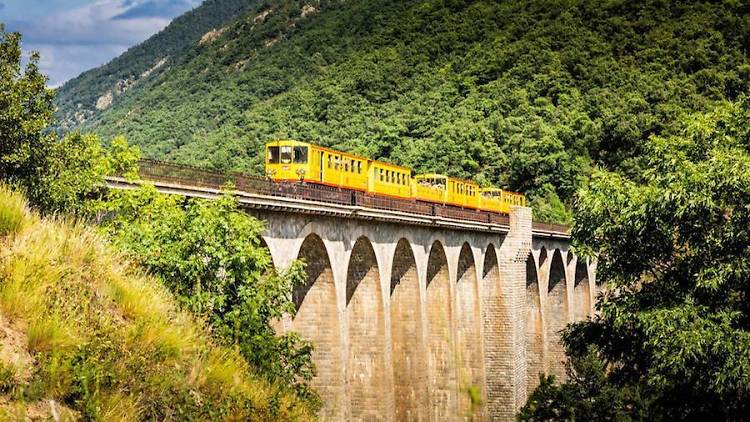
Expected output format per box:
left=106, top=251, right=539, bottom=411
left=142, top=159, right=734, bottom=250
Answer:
left=532, top=221, right=571, bottom=234
left=130, top=159, right=570, bottom=234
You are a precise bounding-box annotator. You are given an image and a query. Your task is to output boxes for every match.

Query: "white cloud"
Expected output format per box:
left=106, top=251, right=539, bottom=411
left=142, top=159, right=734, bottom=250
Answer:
left=15, top=0, right=173, bottom=46
left=8, top=0, right=201, bottom=86
left=26, top=43, right=129, bottom=87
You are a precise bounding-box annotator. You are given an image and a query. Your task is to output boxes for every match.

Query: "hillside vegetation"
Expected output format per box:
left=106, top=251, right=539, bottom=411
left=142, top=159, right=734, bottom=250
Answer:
left=55, top=0, right=259, bottom=130
left=58, top=0, right=750, bottom=217
left=0, top=186, right=314, bottom=420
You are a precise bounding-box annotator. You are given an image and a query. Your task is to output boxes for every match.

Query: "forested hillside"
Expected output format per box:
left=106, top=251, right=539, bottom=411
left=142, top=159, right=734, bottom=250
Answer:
left=56, top=0, right=750, bottom=214
left=54, top=0, right=258, bottom=130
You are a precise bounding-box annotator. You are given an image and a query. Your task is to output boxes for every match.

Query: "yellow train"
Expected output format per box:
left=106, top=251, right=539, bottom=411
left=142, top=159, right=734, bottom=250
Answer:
left=264, top=140, right=525, bottom=215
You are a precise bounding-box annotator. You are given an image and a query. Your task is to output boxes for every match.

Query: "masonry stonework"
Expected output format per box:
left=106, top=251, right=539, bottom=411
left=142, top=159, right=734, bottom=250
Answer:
left=252, top=207, right=593, bottom=421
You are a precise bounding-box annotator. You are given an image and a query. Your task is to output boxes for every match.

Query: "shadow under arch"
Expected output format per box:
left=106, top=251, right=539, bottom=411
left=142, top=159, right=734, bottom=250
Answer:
left=293, top=233, right=344, bottom=420
left=525, top=252, right=544, bottom=392
left=573, top=259, right=591, bottom=321
left=426, top=240, right=458, bottom=420
left=546, top=249, right=568, bottom=380
left=456, top=243, right=485, bottom=419
left=346, top=236, right=389, bottom=419
left=390, top=238, right=427, bottom=420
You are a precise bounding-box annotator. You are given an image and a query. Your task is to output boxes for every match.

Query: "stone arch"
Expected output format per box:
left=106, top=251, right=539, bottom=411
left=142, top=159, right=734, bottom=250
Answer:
left=345, top=236, right=389, bottom=420
left=481, top=243, right=511, bottom=418
left=546, top=249, right=569, bottom=379
left=294, top=234, right=344, bottom=420
left=456, top=243, right=484, bottom=420
left=426, top=240, right=458, bottom=420
left=539, top=247, right=548, bottom=268
left=390, top=238, right=427, bottom=421
left=573, top=259, right=591, bottom=321
left=525, top=252, right=544, bottom=392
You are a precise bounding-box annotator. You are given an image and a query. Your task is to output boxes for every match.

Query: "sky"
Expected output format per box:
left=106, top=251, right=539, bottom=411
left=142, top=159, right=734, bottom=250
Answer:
left=0, top=0, right=202, bottom=87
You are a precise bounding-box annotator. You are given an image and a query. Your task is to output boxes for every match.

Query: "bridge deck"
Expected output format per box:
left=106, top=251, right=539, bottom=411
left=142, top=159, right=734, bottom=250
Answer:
left=105, top=160, right=570, bottom=238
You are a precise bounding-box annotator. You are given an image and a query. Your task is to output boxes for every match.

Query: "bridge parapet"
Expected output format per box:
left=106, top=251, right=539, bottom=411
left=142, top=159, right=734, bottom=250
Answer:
left=110, top=159, right=570, bottom=238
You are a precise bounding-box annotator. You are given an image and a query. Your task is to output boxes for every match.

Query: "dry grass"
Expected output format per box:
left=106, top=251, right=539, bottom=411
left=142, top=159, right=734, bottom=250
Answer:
left=0, top=187, right=25, bottom=237
left=0, top=186, right=316, bottom=421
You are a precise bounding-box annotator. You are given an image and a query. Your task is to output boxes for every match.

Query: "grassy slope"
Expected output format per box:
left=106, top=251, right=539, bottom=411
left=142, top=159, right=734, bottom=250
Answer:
left=69, top=0, right=750, bottom=200
left=0, top=187, right=313, bottom=420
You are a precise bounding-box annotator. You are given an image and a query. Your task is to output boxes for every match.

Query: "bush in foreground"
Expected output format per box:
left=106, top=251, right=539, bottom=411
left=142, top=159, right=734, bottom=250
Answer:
left=0, top=185, right=315, bottom=420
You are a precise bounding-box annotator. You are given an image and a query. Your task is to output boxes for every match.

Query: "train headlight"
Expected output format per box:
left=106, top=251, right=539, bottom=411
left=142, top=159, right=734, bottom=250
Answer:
left=295, top=168, right=306, bottom=179
left=266, top=169, right=276, bottom=178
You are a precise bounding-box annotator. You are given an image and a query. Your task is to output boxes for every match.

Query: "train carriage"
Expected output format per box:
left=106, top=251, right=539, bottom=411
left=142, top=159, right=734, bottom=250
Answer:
left=265, top=140, right=369, bottom=191
left=265, top=140, right=526, bottom=216
left=369, top=161, right=412, bottom=199
left=414, top=174, right=448, bottom=204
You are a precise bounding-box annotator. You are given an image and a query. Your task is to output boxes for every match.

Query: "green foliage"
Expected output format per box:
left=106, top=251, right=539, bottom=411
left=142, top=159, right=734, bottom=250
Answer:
left=521, top=98, right=750, bottom=419
left=57, top=0, right=750, bottom=224
left=99, top=186, right=318, bottom=405
left=518, top=349, right=635, bottom=421
left=0, top=25, right=140, bottom=214
left=0, top=186, right=25, bottom=236
left=0, top=186, right=315, bottom=420
left=529, top=184, right=573, bottom=225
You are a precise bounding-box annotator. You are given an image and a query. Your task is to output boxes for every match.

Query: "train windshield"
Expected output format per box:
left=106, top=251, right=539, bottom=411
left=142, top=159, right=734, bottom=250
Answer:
left=294, top=146, right=308, bottom=164
left=267, top=146, right=280, bottom=164
left=419, top=177, right=446, bottom=189
left=482, top=190, right=501, bottom=198
left=280, top=146, right=293, bottom=164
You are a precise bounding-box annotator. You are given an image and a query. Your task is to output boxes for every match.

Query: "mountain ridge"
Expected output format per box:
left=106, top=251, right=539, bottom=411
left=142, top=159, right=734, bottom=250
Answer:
left=55, top=0, right=750, bottom=208
left=55, top=0, right=259, bottom=129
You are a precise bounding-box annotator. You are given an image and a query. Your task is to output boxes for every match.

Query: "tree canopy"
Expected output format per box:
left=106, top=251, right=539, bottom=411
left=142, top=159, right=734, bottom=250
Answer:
left=520, top=98, right=750, bottom=419
left=0, top=24, right=138, bottom=214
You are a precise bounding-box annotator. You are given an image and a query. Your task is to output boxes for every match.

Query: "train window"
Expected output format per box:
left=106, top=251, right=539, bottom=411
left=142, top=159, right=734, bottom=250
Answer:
left=344, top=160, right=350, bottom=172
left=379, top=169, right=383, bottom=182
left=280, top=146, right=292, bottom=164
left=327, top=155, right=332, bottom=168
left=334, top=156, right=340, bottom=170
left=358, top=162, right=362, bottom=174
left=267, top=146, right=280, bottom=164
left=293, top=146, right=308, bottom=164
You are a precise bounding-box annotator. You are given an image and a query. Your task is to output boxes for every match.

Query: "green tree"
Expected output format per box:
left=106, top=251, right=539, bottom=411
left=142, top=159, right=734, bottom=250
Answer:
left=520, top=99, right=750, bottom=420
left=100, top=186, right=318, bottom=405
left=528, top=183, right=573, bottom=225
left=0, top=25, right=138, bottom=213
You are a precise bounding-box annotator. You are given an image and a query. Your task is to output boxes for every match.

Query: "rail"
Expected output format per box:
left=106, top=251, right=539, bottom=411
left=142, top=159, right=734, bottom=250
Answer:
left=124, top=159, right=570, bottom=236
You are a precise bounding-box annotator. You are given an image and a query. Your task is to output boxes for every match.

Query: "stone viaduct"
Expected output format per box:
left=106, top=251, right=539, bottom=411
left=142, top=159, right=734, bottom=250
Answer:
left=107, top=170, right=597, bottom=422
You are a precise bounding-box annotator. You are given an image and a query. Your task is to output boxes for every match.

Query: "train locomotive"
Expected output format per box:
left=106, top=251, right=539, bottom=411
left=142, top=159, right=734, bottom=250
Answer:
left=264, top=140, right=525, bottom=221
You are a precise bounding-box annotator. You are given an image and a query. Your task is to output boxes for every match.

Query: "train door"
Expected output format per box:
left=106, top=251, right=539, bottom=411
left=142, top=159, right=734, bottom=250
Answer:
left=319, top=150, right=324, bottom=182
